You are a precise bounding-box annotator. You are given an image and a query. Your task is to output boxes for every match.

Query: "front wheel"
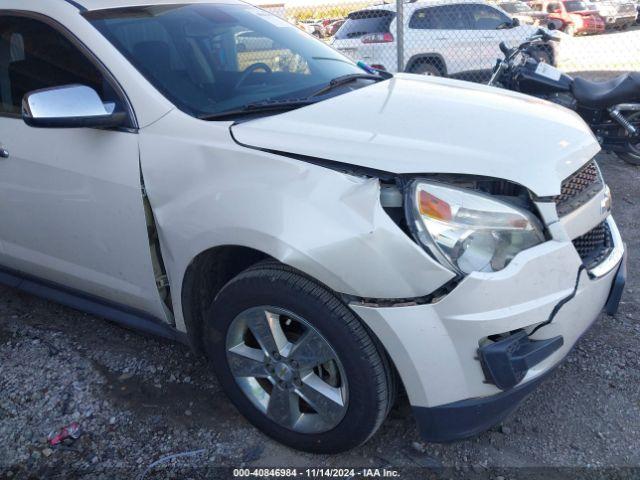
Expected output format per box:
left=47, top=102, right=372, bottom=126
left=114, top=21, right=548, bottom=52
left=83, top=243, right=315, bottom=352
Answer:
left=617, top=151, right=640, bottom=165
left=203, top=262, right=394, bottom=453
left=616, top=111, right=640, bottom=166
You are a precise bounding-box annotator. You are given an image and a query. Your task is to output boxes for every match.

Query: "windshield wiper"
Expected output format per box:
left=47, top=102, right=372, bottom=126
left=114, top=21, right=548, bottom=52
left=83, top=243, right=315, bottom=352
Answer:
left=311, top=73, right=385, bottom=97
left=200, top=73, right=388, bottom=120
left=199, top=98, right=317, bottom=120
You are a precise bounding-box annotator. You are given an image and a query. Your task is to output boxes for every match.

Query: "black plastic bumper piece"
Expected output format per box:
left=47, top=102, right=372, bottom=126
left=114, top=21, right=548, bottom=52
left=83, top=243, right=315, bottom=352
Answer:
left=478, top=331, right=564, bottom=390
left=413, top=368, right=551, bottom=443
left=605, top=248, right=627, bottom=316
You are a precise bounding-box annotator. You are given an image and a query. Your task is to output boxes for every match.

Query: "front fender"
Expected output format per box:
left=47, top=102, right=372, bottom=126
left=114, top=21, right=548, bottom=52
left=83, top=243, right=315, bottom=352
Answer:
left=139, top=111, right=454, bottom=332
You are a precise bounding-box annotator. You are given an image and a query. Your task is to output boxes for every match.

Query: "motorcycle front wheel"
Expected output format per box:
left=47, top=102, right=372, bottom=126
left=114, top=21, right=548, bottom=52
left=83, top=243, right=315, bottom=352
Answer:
left=618, top=150, right=640, bottom=166
left=616, top=111, right=640, bottom=165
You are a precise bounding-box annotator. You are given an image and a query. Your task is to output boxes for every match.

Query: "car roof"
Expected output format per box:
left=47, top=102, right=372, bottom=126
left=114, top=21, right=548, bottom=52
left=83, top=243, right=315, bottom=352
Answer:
left=65, top=0, right=242, bottom=12
left=353, top=0, right=500, bottom=13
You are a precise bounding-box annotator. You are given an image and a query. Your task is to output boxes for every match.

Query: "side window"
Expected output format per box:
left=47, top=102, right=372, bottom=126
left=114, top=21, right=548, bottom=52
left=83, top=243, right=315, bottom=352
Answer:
left=0, top=16, right=121, bottom=115
left=467, top=4, right=512, bottom=29
left=409, top=8, right=433, bottom=29
left=409, top=6, right=470, bottom=30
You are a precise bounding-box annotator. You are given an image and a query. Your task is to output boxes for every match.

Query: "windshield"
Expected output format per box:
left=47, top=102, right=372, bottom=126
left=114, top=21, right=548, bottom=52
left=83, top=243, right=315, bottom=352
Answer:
left=499, top=2, right=533, bottom=13
left=86, top=4, right=365, bottom=118
left=564, top=0, right=588, bottom=10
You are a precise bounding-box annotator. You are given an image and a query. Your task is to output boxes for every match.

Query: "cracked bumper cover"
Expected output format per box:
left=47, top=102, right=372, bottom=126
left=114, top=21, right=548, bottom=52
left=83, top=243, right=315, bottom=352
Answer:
left=351, top=216, right=625, bottom=442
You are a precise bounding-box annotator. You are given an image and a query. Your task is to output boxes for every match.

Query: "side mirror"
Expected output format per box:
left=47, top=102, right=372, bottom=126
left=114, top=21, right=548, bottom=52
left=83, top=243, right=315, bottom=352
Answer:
left=22, top=85, right=127, bottom=129
left=511, top=17, right=521, bottom=27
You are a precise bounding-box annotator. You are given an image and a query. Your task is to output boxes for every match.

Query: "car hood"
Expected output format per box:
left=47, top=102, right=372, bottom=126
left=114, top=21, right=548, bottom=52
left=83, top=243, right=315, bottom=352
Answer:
left=231, top=74, right=600, bottom=196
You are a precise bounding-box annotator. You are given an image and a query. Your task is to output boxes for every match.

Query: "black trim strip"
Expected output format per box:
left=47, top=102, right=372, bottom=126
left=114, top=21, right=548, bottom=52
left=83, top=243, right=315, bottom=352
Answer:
left=0, top=265, right=187, bottom=344
left=63, top=0, right=88, bottom=12
left=344, top=278, right=460, bottom=307
left=605, top=248, right=626, bottom=315
left=413, top=363, right=552, bottom=442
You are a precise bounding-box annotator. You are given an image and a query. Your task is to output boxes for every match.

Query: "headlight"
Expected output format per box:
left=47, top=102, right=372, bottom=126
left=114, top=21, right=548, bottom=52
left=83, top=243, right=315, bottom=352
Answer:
left=407, top=180, right=545, bottom=275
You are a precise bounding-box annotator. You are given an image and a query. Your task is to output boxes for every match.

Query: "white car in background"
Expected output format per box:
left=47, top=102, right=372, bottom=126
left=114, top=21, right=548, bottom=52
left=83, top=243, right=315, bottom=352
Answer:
left=0, top=0, right=625, bottom=454
left=296, top=20, right=326, bottom=37
left=235, top=30, right=275, bottom=51
left=332, top=0, right=556, bottom=77
left=588, top=0, right=636, bottom=29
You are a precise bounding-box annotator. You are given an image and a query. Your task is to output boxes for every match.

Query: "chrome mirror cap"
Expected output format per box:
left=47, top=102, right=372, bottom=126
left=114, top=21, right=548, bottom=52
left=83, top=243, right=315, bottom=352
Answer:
left=22, top=84, right=126, bottom=129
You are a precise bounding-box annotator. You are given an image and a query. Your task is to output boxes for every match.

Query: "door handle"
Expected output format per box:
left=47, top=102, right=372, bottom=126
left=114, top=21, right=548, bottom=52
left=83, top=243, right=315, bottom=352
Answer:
left=0, top=148, right=9, bottom=158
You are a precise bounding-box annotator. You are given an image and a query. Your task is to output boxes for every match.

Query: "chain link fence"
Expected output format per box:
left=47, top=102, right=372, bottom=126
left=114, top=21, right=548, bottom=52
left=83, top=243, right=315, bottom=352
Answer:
left=247, top=0, right=639, bottom=83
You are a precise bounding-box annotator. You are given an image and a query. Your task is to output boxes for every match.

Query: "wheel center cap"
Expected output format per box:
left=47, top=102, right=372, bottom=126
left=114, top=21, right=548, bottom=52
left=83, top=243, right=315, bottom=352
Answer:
left=274, top=362, right=295, bottom=383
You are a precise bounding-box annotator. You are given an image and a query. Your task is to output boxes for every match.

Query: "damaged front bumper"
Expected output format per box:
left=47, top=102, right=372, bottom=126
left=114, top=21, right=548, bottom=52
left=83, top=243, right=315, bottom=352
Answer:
left=351, top=216, right=625, bottom=442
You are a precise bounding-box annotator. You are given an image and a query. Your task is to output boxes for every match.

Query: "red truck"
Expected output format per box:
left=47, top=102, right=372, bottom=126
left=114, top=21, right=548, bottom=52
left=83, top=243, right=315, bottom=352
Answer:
left=528, top=0, right=606, bottom=34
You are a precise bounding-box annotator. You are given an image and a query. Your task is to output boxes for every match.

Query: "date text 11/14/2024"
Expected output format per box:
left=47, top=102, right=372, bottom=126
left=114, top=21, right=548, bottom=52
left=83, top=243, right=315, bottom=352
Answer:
left=233, top=468, right=401, bottom=477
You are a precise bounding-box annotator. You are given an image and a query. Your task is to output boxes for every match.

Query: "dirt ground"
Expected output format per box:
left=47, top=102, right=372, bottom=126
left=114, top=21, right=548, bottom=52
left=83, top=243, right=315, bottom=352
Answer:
left=1, top=152, right=639, bottom=479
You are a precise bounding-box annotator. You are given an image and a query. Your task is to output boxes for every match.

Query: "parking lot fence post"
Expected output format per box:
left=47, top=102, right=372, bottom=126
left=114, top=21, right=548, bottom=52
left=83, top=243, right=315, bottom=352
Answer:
left=396, top=0, right=405, bottom=72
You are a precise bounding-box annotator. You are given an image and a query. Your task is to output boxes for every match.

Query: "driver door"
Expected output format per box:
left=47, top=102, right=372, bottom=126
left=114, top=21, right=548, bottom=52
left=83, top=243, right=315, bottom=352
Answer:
left=0, top=14, right=167, bottom=319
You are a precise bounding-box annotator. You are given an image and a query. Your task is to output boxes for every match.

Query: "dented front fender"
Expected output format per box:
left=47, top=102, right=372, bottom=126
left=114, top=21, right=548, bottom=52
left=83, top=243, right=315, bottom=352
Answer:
left=139, top=110, right=454, bottom=332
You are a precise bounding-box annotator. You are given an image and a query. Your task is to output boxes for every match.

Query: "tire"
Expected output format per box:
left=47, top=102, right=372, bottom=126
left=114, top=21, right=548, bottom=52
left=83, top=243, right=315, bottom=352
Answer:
left=203, top=262, right=394, bottom=453
left=411, top=61, right=442, bottom=77
left=617, top=152, right=640, bottom=165
left=615, top=111, right=640, bottom=166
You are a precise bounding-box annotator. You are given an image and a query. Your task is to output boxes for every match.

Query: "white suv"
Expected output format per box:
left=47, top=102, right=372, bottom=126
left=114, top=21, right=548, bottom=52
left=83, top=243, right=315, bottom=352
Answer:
left=0, top=0, right=625, bottom=453
left=332, top=0, right=555, bottom=77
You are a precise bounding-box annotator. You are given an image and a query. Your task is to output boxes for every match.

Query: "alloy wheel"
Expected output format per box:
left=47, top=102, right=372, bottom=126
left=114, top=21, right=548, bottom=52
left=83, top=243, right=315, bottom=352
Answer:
left=225, top=306, right=349, bottom=434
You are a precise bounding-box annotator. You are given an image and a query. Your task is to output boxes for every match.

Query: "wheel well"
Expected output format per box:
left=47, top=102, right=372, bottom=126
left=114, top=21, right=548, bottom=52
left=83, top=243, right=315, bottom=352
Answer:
left=180, top=245, right=409, bottom=404
left=181, top=245, right=271, bottom=354
left=406, top=55, right=447, bottom=76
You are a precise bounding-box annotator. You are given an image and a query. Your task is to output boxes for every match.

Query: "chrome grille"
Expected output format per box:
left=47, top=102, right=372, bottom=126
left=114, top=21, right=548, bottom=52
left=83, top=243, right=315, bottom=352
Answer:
left=554, top=161, right=604, bottom=216
left=572, top=221, right=613, bottom=270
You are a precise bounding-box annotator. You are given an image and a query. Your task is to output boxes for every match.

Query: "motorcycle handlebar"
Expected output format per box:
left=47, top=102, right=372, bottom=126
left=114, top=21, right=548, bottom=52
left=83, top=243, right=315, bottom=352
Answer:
left=499, top=29, right=558, bottom=60
left=536, top=28, right=559, bottom=42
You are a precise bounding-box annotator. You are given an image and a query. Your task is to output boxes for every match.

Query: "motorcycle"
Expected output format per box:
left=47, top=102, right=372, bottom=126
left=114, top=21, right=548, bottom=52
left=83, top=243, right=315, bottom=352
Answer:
left=488, top=28, right=640, bottom=165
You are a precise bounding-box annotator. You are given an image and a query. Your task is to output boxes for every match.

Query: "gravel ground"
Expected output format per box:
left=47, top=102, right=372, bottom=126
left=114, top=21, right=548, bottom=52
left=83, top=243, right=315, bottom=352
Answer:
left=1, top=153, right=639, bottom=479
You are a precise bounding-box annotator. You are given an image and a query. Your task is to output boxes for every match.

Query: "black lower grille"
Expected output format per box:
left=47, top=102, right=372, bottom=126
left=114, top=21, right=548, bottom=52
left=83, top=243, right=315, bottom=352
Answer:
left=572, top=221, right=613, bottom=269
